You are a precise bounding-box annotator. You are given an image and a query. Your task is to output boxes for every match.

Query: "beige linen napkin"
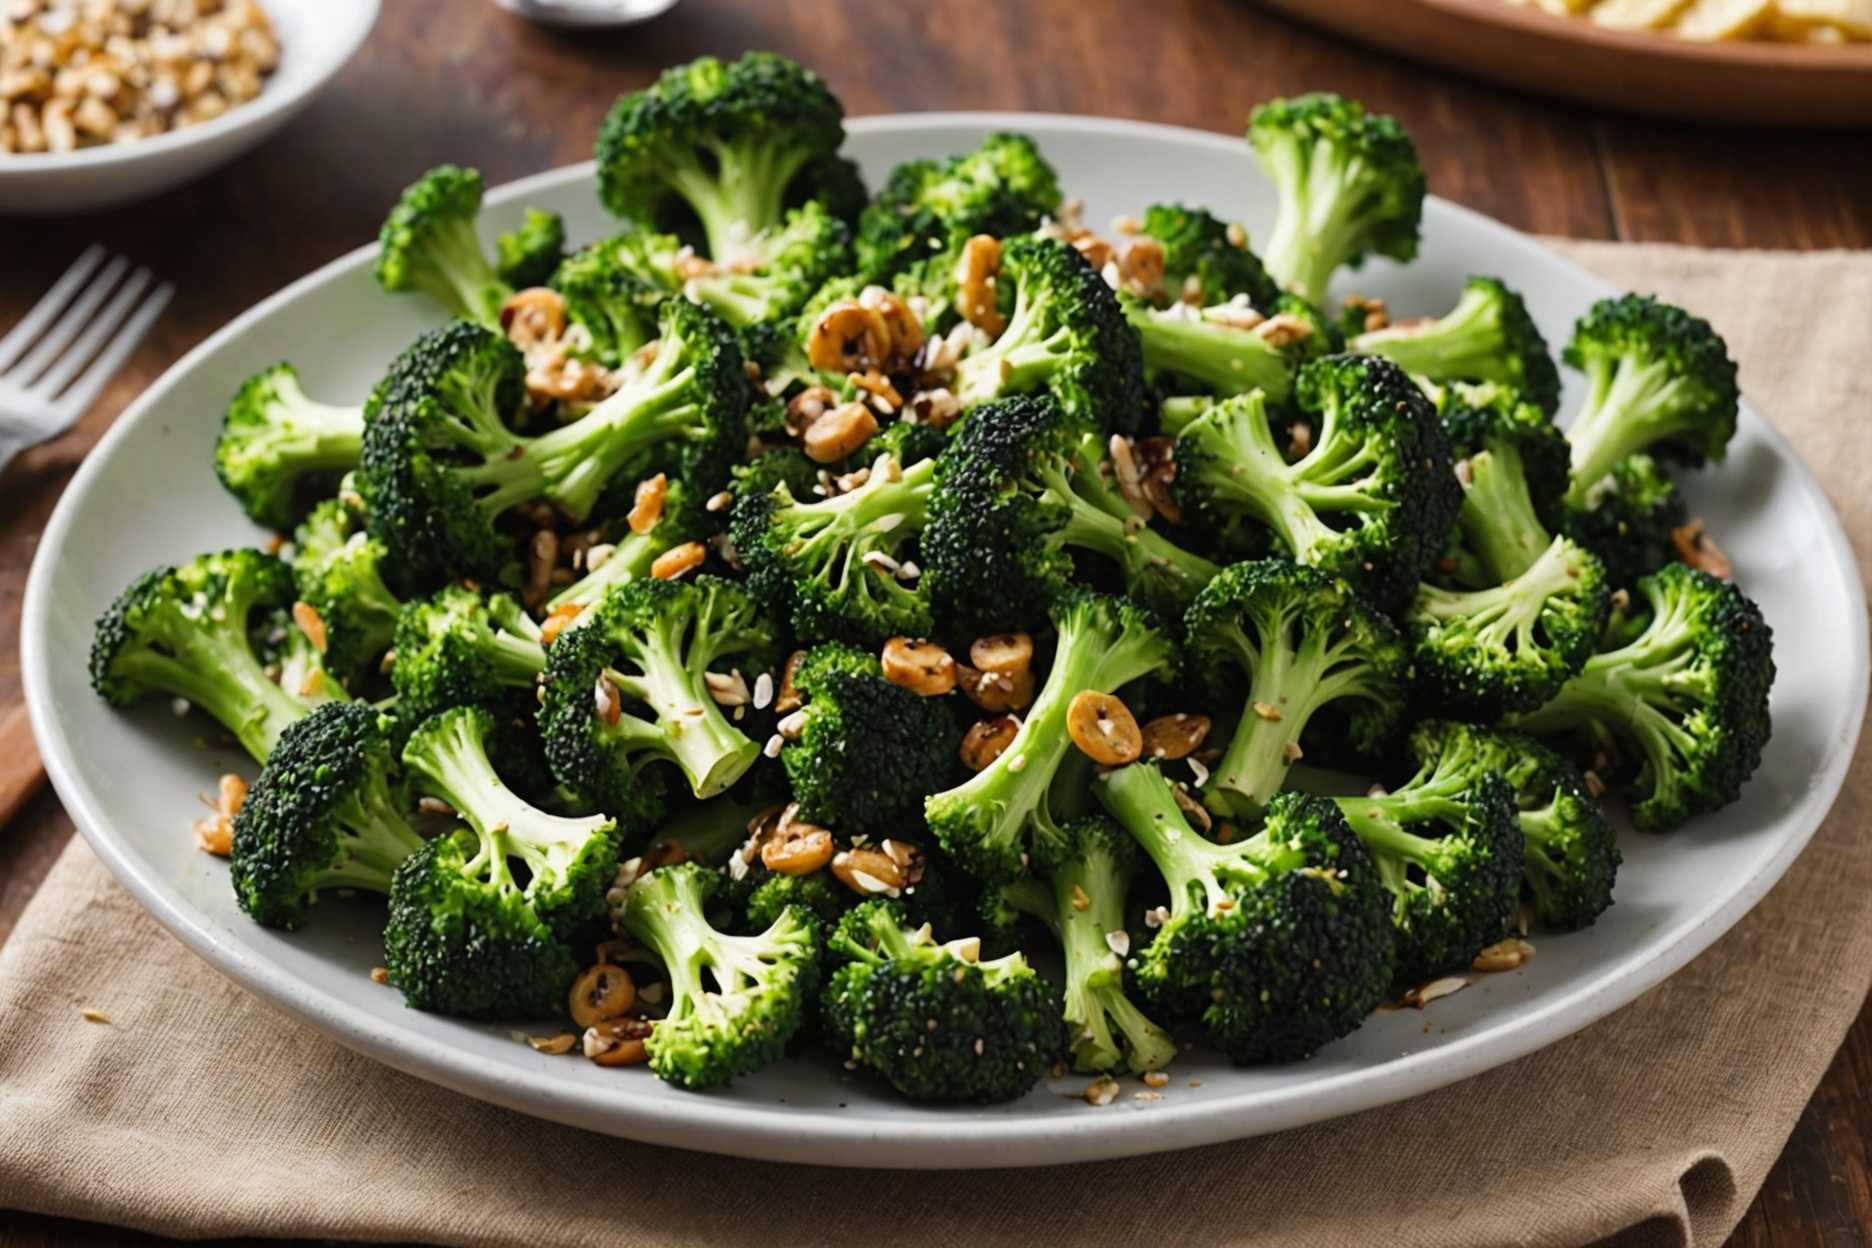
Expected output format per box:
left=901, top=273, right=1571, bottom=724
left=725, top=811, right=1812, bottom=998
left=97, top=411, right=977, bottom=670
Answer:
left=1, top=242, right=1867, bottom=1248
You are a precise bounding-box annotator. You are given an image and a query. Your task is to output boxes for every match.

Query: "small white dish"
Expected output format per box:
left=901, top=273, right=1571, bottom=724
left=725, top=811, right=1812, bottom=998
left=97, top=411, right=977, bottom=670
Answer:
left=490, top=0, right=678, bottom=29
left=0, top=0, right=378, bottom=215
left=21, top=114, right=1868, bottom=1168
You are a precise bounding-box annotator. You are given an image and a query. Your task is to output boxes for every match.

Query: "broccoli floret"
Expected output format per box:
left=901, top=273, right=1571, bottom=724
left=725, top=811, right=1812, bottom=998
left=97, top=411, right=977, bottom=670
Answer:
left=683, top=201, right=854, bottom=330
left=922, top=395, right=1220, bottom=634
left=374, top=165, right=509, bottom=328
left=778, top=643, right=960, bottom=836
left=822, top=900, right=1060, bottom=1102
left=1123, top=291, right=1336, bottom=406
left=856, top=133, right=1061, bottom=280
left=620, top=861, right=820, bottom=1088
left=214, top=363, right=364, bottom=530
left=791, top=152, right=868, bottom=227
left=1509, top=563, right=1774, bottom=832
left=925, top=592, right=1176, bottom=882
left=540, top=576, right=777, bottom=830
left=731, top=449, right=937, bottom=645
left=1172, top=355, right=1460, bottom=610
left=994, top=817, right=1176, bottom=1074
left=229, top=702, right=424, bottom=929
left=1184, top=559, right=1407, bottom=816
left=949, top=235, right=1145, bottom=434
left=1249, top=93, right=1426, bottom=307
left=1351, top=277, right=1561, bottom=415
left=291, top=497, right=403, bottom=687
left=495, top=207, right=567, bottom=290
left=1138, top=203, right=1282, bottom=312
left=1096, top=763, right=1394, bottom=1062
left=389, top=584, right=544, bottom=725
left=739, top=869, right=854, bottom=934
left=90, top=549, right=331, bottom=763
left=1562, top=294, right=1740, bottom=507
left=360, top=301, right=746, bottom=585
left=548, top=237, right=668, bottom=368
left=596, top=53, right=846, bottom=266
left=1562, top=453, right=1689, bottom=589
left=1486, top=731, right=1619, bottom=930
left=1406, top=382, right=1610, bottom=719
left=1333, top=721, right=1524, bottom=983
left=544, top=478, right=706, bottom=622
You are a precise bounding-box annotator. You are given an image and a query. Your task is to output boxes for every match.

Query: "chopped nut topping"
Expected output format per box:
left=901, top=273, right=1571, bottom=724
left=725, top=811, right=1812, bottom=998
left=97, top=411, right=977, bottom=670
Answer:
left=370, top=967, right=390, bottom=985
left=627, top=473, right=668, bottom=535
left=1251, top=700, right=1283, bottom=722
left=191, top=772, right=247, bottom=856
left=960, top=714, right=1022, bottom=772
left=1069, top=884, right=1092, bottom=912
left=650, top=542, right=706, bottom=580
left=775, top=650, right=807, bottom=713
left=807, top=299, right=891, bottom=374
left=290, top=600, right=327, bottom=654
left=1142, top=1070, right=1170, bottom=1089
left=1141, top=712, right=1211, bottom=761
left=526, top=1032, right=579, bottom=1055
left=881, top=636, right=957, bottom=696
left=569, top=963, right=637, bottom=1029
left=1401, top=976, right=1469, bottom=1008
left=1471, top=938, right=1536, bottom=973
left=1066, top=691, right=1142, bottom=766
left=956, top=234, right=1006, bottom=338
left=1081, top=1075, right=1121, bottom=1107
left=1671, top=518, right=1734, bottom=580
left=803, top=401, right=879, bottom=464
left=832, top=848, right=906, bottom=897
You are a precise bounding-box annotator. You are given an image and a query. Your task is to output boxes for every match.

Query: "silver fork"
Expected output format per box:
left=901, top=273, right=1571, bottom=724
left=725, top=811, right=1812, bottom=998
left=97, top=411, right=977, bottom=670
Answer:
left=0, top=245, right=174, bottom=473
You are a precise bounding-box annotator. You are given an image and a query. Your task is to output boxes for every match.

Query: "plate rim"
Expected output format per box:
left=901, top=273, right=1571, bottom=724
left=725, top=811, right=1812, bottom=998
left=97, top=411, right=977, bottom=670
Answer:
left=22, top=111, right=1870, bottom=1168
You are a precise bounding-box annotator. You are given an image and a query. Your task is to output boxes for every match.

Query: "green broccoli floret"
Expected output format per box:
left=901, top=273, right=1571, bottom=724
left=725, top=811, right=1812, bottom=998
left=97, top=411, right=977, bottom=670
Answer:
left=540, top=576, right=777, bottom=830
left=389, top=584, right=544, bottom=726
left=925, top=591, right=1176, bottom=882
left=731, top=448, right=937, bottom=645
left=1351, top=277, right=1560, bottom=415
left=229, top=702, right=424, bottom=929
left=993, top=817, right=1176, bottom=1074
left=1172, top=355, right=1460, bottom=611
left=791, top=151, right=867, bottom=227
left=684, top=201, right=854, bottom=329
left=1096, top=764, right=1394, bottom=1062
left=359, top=301, right=746, bottom=585
left=856, top=132, right=1061, bottom=280
left=1485, top=730, right=1620, bottom=930
left=90, top=549, right=331, bottom=763
left=1123, top=291, right=1336, bottom=406
left=1561, top=453, right=1688, bottom=590
left=214, top=363, right=364, bottom=530
left=1406, top=382, right=1610, bottom=719
left=1562, top=294, right=1740, bottom=508
left=1333, top=721, right=1524, bottom=983
left=1138, top=203, right=1282, bottom=311
left=291, top=496, right=403, bottom=687
left=374, top=165, right=509, bottom=328
left=1509, top=562, right=1774, bottom=832
left=822, top=900, right=1061, bottom=1102
left=950, top=235, right=1145, bottom=434
left=739, top=869, right=854, bottom=934
left=1249, top=93, right=1426, bottom=307
left=922, top=395, right=1220, bottom=634
left=596, top=53, right=846, bottom=266
left=621, top=861, right=820, bottom=1088
left=548, top=237, right=668, bottom=368
left=495, top=207, right=566, bottom=290
left=1184, top=559, right=1407, bottom=816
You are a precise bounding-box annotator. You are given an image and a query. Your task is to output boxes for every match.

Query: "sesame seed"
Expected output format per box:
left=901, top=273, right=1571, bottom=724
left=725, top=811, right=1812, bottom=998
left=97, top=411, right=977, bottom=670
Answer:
left=706, top=491, right=733, bottom=513
left=170, top=697, right=191, bottom=717
left=763, top=734, right=784, bottom=759
left=752, top=671, right=774, bottom=709
left=1104, top=930, right=1130, bottom=957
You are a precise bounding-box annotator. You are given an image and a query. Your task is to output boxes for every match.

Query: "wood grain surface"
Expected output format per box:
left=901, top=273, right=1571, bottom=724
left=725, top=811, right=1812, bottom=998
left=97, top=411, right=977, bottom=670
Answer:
left=1, top=1, right=1867, bottom=1244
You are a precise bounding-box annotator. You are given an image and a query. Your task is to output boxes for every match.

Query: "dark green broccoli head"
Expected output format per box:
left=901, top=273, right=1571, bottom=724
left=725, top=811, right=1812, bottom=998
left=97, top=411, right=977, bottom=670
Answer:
left=739, top=869, right=855, bottom=934
left=549, top=236, right=668, bottom=368
left=1486, top=730, right=1620, bottom=930
left=374, top=165, right=508, bottom=328
left=540, top=575, right=776, bottom=828
left=596, top=52, right=845, bottom=265
left=1183, top=558, right=1408, bottom=815
left=1336, top=720, right=1525, bottom=983
left=1139, top=202, right=1282, bottom=311
left=1561, top=452, right=1688, bottom=589
left=1562, top=293, right=1740, bottom=503
left=383, top=828, right=578, bottom=1019
left=823, top=900, right=1061, bottom=1103
left=790, top=151, right=868, bottom=226
left=389, top=584, right=545, bottom=726
left=1353, top=277, right=1560, bottom=416
left=621, top=862, right=820, bottom=1089
left=230, top=702, right=424, bottom=929
left=856, top=132, right=1062, bottom=280
left=215, top=363, right=364, bottom=530
left=495, top=207, right=567, bottom=290
left=90, top=549, right=315, bottom=763
left=781, top=643, right=962, bottom=837
left=291, top=497, right=403, bottom=687
left=950, top=235, right=1146, bottom=435
left=1249, top=93, right=1426, bottom=306
left=1510, top=562, right=1774, bottom=832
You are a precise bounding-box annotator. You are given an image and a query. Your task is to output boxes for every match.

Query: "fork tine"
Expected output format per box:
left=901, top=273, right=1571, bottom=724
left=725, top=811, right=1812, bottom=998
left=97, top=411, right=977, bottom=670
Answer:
left=8, top=255, right=129, bottom=386
left=0, top=245, right=105, bottom=374
left=49, top=280, right=172, bottom=426
left=28, top=267, right=152, bottom=403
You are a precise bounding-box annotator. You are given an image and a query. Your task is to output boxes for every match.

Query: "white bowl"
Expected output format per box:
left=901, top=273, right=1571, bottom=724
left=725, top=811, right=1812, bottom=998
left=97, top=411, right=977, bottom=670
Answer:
left=0, top=0, right=378, bottom=215
left=21, top=115, right=1869, bottom=1168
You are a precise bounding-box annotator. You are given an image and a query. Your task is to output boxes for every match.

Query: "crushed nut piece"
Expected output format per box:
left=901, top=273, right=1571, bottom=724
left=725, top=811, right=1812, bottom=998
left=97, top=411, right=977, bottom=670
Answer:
left=1671, top=518, right=1733, bottom=580
left=1472, top=938, right=1536, bottom=973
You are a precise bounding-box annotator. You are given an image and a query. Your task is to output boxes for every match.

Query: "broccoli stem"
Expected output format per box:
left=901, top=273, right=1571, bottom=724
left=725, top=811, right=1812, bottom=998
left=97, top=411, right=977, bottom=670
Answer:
left=1098, top=763, right=1240, bottom=917
left=532, top=362, right=706, bottom=523
left=951, top=286, right=1063, bottom=407
left=1458, top=439, right=1551, bottom=582
left=1564, top=354, right=1700, bottom=506
left=1351, top=283, right=1497, bottom=379
left=1128, top=308, right=1294, bottom=402
left=1412, top=536, right=1582, bottom=652
left=605, top=620, right=756, bottom=798
left=117, top=624, right=306, bottom=762
left=412, top=216, right=509, bottom=328
left=265, top=390, right=365, bottom=478
left=1046, top=446, right=1220, bottom=602
left=1259, top=137, right=1374, bottom=306
left=1047, top=847, right=1177, bottom=1074
left=483, top=596, right=548, bottom=682
left=1336, top=796, right=1465, bottom=877
left=666, top=142, right=813, bottom=266
left=319, top=788, right=427, bottom=891
left=547, top=527, right=675, bottom=617
left=1183, top=395, right=1358, bottom=566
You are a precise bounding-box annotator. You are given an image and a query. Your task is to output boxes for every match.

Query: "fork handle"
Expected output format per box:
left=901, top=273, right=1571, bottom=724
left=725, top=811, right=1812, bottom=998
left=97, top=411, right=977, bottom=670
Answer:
left=0, top=703, right=45, bottom=830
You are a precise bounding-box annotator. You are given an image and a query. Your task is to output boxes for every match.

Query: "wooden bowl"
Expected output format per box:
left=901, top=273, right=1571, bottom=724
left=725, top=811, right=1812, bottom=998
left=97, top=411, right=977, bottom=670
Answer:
left=1258, top=0, right=1872, bottom=126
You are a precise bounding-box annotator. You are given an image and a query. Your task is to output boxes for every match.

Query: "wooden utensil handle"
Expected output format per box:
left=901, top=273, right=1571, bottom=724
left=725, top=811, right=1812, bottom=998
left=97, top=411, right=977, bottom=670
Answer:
left=0, top=702, right=45, bottom=829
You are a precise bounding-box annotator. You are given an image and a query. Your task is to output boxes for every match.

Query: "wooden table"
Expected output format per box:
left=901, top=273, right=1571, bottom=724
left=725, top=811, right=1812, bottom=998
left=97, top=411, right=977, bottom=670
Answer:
left=1, top=1, right=1866, bottom=1242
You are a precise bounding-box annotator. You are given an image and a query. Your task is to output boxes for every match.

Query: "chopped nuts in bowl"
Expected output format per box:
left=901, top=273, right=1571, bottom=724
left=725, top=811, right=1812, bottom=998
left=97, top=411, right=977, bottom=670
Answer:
left=0, top=0, right=377, bottom=213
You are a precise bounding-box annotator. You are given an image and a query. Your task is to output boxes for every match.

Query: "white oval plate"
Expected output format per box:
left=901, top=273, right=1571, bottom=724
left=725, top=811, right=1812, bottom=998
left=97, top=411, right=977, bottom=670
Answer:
left=22, top=115, right=1867, bottom=1169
